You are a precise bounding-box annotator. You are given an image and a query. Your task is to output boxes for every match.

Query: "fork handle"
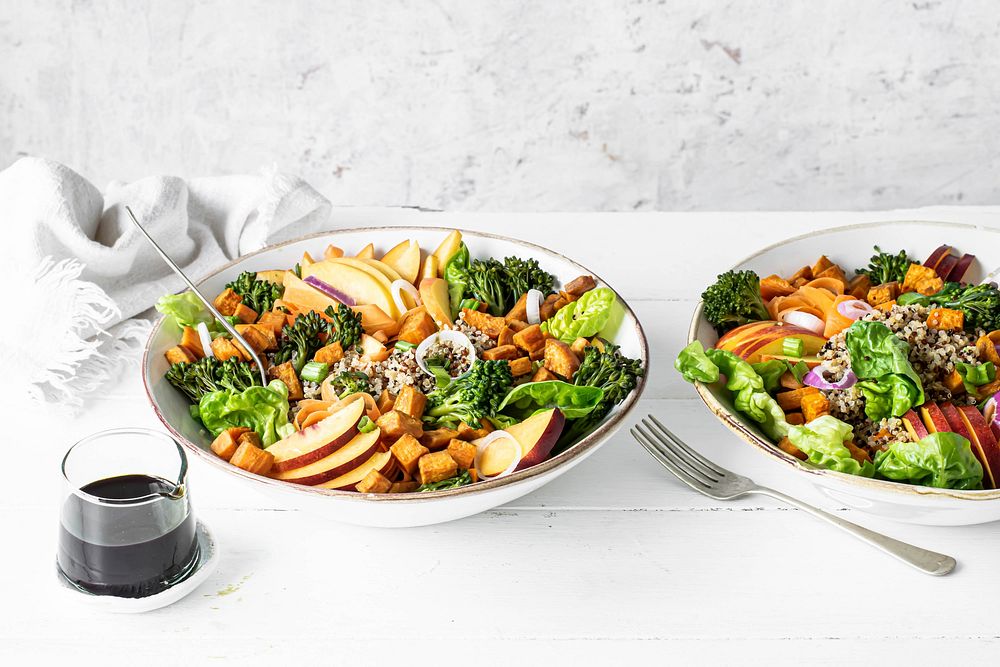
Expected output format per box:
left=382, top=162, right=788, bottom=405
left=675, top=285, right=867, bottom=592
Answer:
left=753, top=487, right=956, bottom=576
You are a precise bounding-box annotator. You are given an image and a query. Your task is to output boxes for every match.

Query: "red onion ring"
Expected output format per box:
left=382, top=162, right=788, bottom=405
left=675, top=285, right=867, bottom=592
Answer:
left=836, top=299, right=875, bottom=321
left=303, top=275, right=357, bottom=306
left=803, top=363, right=858, bottom=390
left=984, top=392, right=1000, bottom=439
left=780, top=310, right=826, bottom=336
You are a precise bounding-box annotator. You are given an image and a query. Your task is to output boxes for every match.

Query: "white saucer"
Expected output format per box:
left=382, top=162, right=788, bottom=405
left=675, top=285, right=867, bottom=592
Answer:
left=56, top=520, right=219, bottom=613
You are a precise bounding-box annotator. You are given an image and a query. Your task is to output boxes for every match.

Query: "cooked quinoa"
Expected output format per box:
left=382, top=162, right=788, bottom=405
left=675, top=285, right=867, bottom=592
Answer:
left=819, top=304, right=983, bottom=449
left=450, top=311, right=496, bottom=353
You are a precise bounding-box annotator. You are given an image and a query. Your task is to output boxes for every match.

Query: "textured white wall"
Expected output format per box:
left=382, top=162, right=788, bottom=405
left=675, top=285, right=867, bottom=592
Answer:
left=2, top=1, right=998, bottom=210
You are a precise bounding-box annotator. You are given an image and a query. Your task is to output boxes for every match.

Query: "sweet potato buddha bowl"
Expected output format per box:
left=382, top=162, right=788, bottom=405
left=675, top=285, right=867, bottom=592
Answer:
left=144, top=227, right=648, bottom=527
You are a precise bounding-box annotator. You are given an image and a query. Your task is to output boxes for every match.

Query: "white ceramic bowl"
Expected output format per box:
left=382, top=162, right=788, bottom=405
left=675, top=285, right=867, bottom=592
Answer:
left=689, top=220, right=1000, bottom=526
left=143, top=227, right=648, bottom=527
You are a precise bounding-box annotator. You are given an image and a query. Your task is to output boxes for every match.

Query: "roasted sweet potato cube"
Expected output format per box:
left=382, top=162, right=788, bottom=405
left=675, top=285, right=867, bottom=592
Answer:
left=529, top=345, right=547, bottom=361
left=844, top=440, right=871, bottom=465
left=234, top=325, right=271, bottom=355
left=564, top=275, right=597, bottom=296
left=759, top=275, right=797, bottom=301
left=776, top=387, right=820, bottom=411
left=210, top=427, right=251, bottom=461
left=233, top=303, right=258, bottom=325
left=978, top=335, right=1000, bottom=365
left=418, top=451, right=458, bottom=485
left=570, top=337, right=590, bottom=357
left=777, top=437, right=807, bottom=461
left=785, top=412, right=805, bottom=426
left=791, top=277, right=809, bottom=288
left=390, top=434, right=429, bottom=476
left=506, top=319, right=529, bottom=332
left=461, top=308, right=507, bottom=339
left=811, top=255, right=834, bottom=277
left=446, top=439, right=477, bottom=470
left=229, top=441, right=274, bottom=475
left=506, top=293, right=529, bottom=323
left=256, top=310, right=287, bottom=336
left=927, top=308, right=964, bottom=331
left=944, top=369, right=966, bottom=395
left=397, top=308, right=438, bottom=345
left=180, top=327, right=205, bottom=357
left=978, top=378, right=1000, bottom=398
left=800, top=392, right=831, bottom=422
left=497, top=326, right=515, bottom=347
left=508, top=357, right=533, bottom=377
left=394, top=385, right=427, bottom=419
left=376, top=410, right=423, bottom=441
left=165, top=345, right=197, bottom=365
left=532, top=366, right=558, bottom=382
left=544, top=339, right=580, bottom=379
left=539, top=293, right=562, bottom=321
left=210, top=337, right=244, bottom=362
left=815, top=264, right=848, bottom=289
left=213, top=288, right=242, bottom=316
left=314, top=341, right=344, bottom=364
left=253, top=324, right=279, bottom=350
left=356, top=469, right=393, bottom=494
left=875, top=300, right=897, bottom=313
left=558, top=291, right=580, bottom=305
left=457, top=420, right=492, bottom=441
left=482, top=344, right=521, bottom=362
left=848, top=274, right=871, bottom=300
left=780, top=371, right=803, bottom=391
left=902, top=264, right=942, bottom=295
left=512, top=324, right=546, bottom=353
left=372, top=330, right=389, bottom=344
left=788, top=266, right=813, bottom=284
left=376, top=388, right=396, bottom=414
left=268, top=361, right=303, bottom=400
left=236, top=430, right=263, bottom=451
left=866, top=281, right=899, bottom=306
left=420, top=428, right=459, bottom=451
left=389, top=481, right=420, bottom=493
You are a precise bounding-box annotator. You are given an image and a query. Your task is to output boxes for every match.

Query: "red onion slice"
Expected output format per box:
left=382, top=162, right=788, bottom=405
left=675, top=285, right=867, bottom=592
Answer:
left=303, top=275, right=356, bottom=306
left=985, top=392, right=1000, bottom=439
left=781, top=310, right=826, bottom=336
left=803, top=363, right=858, bottom=390
left=836, top=299, right=875, bottom=321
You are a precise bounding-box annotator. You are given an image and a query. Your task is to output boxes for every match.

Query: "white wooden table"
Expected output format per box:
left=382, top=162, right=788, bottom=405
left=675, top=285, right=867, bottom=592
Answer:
left=8, top=208, right=1000, bottom=665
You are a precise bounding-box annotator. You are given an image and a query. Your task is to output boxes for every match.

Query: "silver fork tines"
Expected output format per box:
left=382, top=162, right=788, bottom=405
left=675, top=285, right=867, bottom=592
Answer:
left=631, top=413, right=957, bottom=577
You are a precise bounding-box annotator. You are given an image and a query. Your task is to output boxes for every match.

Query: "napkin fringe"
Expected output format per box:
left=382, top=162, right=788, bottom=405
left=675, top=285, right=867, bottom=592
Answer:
left=23, top=257, right=150, bottom=410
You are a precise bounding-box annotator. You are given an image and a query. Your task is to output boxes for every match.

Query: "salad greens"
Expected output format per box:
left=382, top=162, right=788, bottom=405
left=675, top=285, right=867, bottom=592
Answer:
left=674, top=341, right=720, bottom=384
left=497, top=381, right=605, bottom=423
left=787, top=416, right=874, bottom=477
left=541, top=287, right=617, bottom=343
left=845, top=320, right=925, bottom=422
left=195, top=379, right=294, bottom=446
left=156, top=292, right=213, bottom=329
left=700, top=270, right=770, bottom=335
left=225, top=271, right=283, bottom=314
left=444, top=243, right=471, bottom=318
left=752, top=359, right=809, bottom=394
left=874, top=431, right=984, bottom=490
left=855, top=246, right=914, bottom=285
left=165, top=356, right=262, bottom=402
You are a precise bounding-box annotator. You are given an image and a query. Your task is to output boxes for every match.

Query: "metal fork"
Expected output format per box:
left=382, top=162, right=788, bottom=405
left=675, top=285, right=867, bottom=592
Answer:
left=631, top=415, right=956, bottom=576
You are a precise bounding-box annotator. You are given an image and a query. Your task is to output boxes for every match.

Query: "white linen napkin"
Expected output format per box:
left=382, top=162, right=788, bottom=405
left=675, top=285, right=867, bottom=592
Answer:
left=1, top=157, right=331, bottom=409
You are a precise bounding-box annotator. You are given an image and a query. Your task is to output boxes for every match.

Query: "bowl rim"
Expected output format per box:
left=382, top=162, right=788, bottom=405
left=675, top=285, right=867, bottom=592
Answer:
left=687, top=218, right=1000, bottom=502
left=143, top=225, right=649, bottom=503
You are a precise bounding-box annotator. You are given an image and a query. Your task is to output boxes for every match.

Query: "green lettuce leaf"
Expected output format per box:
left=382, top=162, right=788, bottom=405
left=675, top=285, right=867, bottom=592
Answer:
left=845, top=320, right=924, bottom=421
left=751, top=360, right=788, bottom=394
left=498, top=381, right=605, bottom=421
left=788, top=415, right=875, bottom=477
left=674, top=341, right=720, bottom=384
left=196, top=380, right=293, bottom=447
left=156, top=292, right=213, bottom=329
left=541, top=287, right=617, bottom=343
left=874, top=432, right=984, bottom=489
left=443, top=242, right=471, bottom=319
left=705, top=348, right=789, bottom=441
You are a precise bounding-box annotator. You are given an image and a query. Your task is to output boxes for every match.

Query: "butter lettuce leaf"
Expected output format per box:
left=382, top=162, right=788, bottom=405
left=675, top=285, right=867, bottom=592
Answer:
left=788, top=415, right=874, bottom=477
left=874, top=431, right=984, bottom=490
left=196, top=379, right=293, bottom=446
left=156, top=292, right=213, bottom=329
left=498, top=381, right=604, bottom=421
left=541, top=287, right=617, bottom=343
left=674, top=341, right=720, bottom=384
left=705, top=348, right=789, bottom=441
left=845, top=320, right=924, bottom=421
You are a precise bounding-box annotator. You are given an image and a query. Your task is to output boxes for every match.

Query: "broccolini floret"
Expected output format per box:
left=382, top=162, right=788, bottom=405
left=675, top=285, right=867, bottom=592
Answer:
left=225, top=271, right=284, bottom=314
left=855, top=246, right=914, bottom=286
left=165, top=356, right=262, bottom=403
left=899, top=282, right=1000, bottom=331
left=273, top=310, right=327, bottom=373
left=324, top=303, right=363, bottom=349
left=423, top=359, right=513, bottom=429
left=328, top=370, right=371, bottom=398
left=502, top=257, right=555, bottom=300
left=701, top=270, right=770, bottom=335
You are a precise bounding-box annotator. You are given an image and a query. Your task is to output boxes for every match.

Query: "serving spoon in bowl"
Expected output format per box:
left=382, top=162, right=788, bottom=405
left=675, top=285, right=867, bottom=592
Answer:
left=125, top=205, right=269, bottom=387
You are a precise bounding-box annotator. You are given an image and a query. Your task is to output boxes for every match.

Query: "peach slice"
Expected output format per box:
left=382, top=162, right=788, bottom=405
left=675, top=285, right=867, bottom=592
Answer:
left=271, top=428, right=382, bottom=486
left=957, top=406, right=1000, bottom=489
left=901, top=409, right=929, bottom=441
left=268, top=397, right=365, bottom=472
left=920, top=403, right=951, bottom=435
left=432, top=230, right=462, bottom=277
left=315, top=450, right=394, bottom=490
left=381, top=239, right=421, bottom=284
left=474, top=408, right=566, bottom=471
left=419, top=277, right=453, bottom=328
